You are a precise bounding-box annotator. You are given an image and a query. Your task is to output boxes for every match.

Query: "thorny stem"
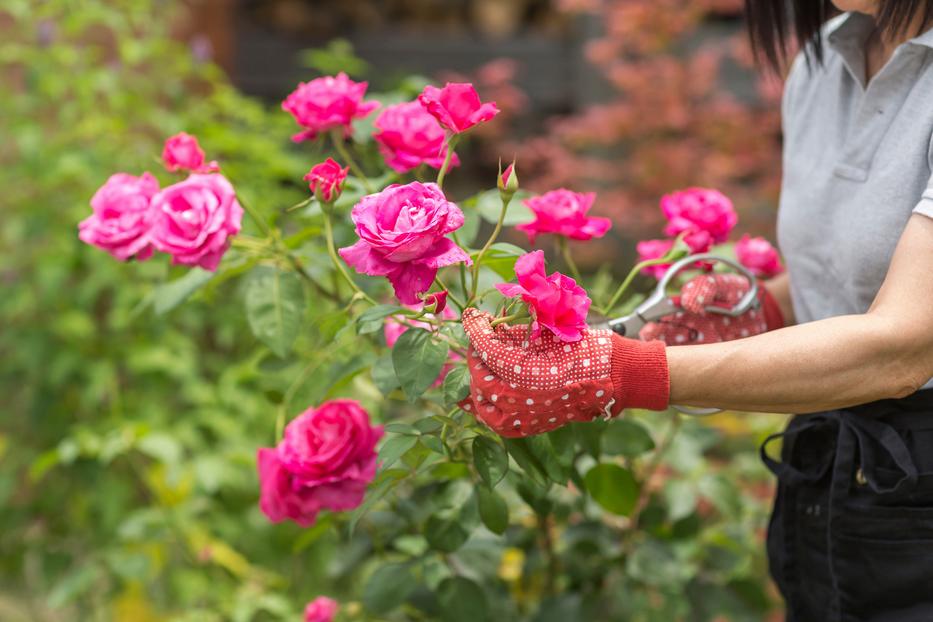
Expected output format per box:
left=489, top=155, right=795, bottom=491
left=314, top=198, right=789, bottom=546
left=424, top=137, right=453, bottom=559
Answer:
left=322, top=208, right=377, bottom=305
left=330, top=129, right=374, bottom=193
left=469, top=195, right=511, bottom=302
left=557, top=237, right=582, bottom=283
left=435, top=134, right=460, bottom=190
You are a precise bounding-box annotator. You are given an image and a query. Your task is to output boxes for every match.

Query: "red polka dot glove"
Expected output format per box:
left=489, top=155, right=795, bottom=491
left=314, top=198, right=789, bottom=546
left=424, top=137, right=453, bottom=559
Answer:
left=639, top=273, right=785, bottom=346
left=460, top=308, right=670, bottom=437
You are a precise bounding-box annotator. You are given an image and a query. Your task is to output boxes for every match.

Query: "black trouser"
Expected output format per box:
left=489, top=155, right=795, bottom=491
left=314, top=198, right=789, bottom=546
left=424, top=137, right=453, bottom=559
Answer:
left=763, top=391, right=933, bottom=622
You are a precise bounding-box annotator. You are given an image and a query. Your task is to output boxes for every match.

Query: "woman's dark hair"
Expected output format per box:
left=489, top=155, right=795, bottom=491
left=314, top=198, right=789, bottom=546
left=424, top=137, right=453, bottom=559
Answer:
left=745, top=0, right=933, bottom=71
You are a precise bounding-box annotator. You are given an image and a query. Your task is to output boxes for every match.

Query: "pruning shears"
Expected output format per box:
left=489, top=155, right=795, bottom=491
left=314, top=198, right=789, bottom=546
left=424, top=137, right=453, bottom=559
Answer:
left=598, top=253, right=759, bottom=416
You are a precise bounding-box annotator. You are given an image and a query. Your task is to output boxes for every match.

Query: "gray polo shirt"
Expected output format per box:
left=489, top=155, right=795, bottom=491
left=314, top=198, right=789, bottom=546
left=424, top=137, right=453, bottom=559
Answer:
left=777, top=12, right=933, bottom=329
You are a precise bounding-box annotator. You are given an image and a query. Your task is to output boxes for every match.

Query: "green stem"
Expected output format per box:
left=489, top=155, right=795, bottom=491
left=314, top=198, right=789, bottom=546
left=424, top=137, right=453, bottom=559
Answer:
left=435, top=135, right=460, bottom=190
left=601, top=232, right=690, bottom=314
left=469, top=195, right=511, bottom=303
left=557, top=237, right=582, bottom=283
left=237, top=193, right=273, bottom=238
left=322, top=209, right=377, bottom=305
left=285, top=196, right=314, bottom=213
left=490, top=310, right=527, bottom=327
left=330, top=130, right=374, bottom=193
left=629, top=411, right=682, bottom=532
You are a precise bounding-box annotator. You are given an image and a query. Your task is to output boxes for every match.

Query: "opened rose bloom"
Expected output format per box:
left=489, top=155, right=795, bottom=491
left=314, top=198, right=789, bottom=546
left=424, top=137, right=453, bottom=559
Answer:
left=149, top=173, right=243, bottom=271
left=516, top=189, right=611, bottom=244
left=161, top=132, right=219, bottom=173
left=373, top=101, right=459, bottom=173
left=495, top=250, right=591, bottom=342
left=338, top=182, right=471, bottom=304
left=304, top=158, right=349, bottom=203
left=257, top=399, right=383, bottom=527
left=418, top=82, right=500, bottom=133
left=282, top=72, right=380, bottom=142
left=304, top=596, right=338, bottom=622
left=736, top=234, right=783, bottom=277
left=79, top=172, right=159, bottom=261
left=661, top=187, right=737, bottom=243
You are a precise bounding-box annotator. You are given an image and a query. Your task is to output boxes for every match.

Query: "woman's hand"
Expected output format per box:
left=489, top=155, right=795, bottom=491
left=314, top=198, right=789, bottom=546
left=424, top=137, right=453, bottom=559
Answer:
left=460, top=308, right=669, bottom=437
left=639, top=273, right=785, bottom=345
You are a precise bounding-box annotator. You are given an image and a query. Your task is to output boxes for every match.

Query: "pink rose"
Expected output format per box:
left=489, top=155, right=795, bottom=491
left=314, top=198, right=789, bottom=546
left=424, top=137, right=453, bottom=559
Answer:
left=79, top=172, right=159, bottom=261
left=161, top=132, right=219, bottom=173
left=516, top=189, right=611, bottom=244
left=282, top=72, right=380, bottom=142
left=660, top=187, right=737, bottom=244
left=636, top=239, right=674, bottom=279
left=736, top=234, right=783, bottom=278
left=423, top=290, right=448, bottom=314
left=304, top=158, right=349, bottom=203
left=257, top=399, right=383, bottom=527
left=338, top=182, right=472, bottom=305
left=304, top=597, right=338, bottom=622
left=499, top=162, right=517, bottom=191
left=373, top=101, right=459, bottom=173
left=495, top=250, right=591, bottom=342
left=149, top=173, right=243, bottom=271
left=418, top=83, right=500, bottom=133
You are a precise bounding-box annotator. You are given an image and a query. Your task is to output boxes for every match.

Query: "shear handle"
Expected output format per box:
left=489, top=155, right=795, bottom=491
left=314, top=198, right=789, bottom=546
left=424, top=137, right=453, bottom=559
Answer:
left=657, top=252, right=759, bottom=317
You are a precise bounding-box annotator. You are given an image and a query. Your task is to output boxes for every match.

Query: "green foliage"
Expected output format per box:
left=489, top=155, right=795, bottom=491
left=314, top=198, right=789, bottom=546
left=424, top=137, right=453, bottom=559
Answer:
left=0, top=1, right=786, bottom=620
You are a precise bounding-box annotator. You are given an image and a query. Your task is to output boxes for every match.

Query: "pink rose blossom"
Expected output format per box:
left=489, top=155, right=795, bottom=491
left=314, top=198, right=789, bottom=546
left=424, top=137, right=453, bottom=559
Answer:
left=423, top=290, right=448, bottom=314
left=495, top=250, right=591, bottom=342
left=304, top=597, right=339, bottom=622
left=257, top=399, right=383, bottom=527
left=499, top=162, right=517, bottom=191
left=636, top=239, right=674, bottom=279
left=161, top=132, right=219, bottom=173
left=304, top=158, right=349, bottom=203
left=373, top=101, right=459, bottom=173
left=660, top=187, right=737, bottom=243
left=516, top=189, right=611, bottom=244
left=78, top=172, right=159, bottom=261
left=418, top=83, right=500, bottom=133
left=149, top=173, right=243, bottom=271
left=736, top=234, right=783, bottom=278
left=282, top=72, right=380, bottom=142
left=338, top=182, right=471, bottom=304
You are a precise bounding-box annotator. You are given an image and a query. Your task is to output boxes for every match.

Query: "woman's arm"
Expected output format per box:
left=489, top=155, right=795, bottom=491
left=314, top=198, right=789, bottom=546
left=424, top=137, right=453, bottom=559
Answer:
left=668, top=214, right=933, bottom=413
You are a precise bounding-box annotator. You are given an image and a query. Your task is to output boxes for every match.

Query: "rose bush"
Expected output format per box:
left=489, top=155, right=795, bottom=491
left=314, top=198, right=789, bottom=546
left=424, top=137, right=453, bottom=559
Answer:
left=11, top=6, right=784, bottom=618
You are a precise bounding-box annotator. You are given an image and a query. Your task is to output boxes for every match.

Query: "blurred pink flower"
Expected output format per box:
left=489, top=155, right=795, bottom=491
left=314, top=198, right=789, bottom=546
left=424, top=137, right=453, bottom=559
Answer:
left=516, top=189, right=611, bottom=244
left=736, top=234, right=783, bottom=278
left=149, top=173, right=243, bottom=271
left=282, top=72, right=380, bottom=142
left=257, top=400, right=383, bottom=527
left=304, top=158, right=349, bottom=203
left=339, top=182, right=471, bottom=304
left=636, top=238, right=674, bottom=278
left=79, top=172, right=159, bottom=261
left=304, top=597, right=339, bottom=622
left=418, top=83, right=500, bottom=134
left=661, top=187, right=737, bottom=243
left=495, top=250, right=591, bottom=342
left=373, top=101, right=459, bottom=173
left=161, top=132, right=219, bottom=173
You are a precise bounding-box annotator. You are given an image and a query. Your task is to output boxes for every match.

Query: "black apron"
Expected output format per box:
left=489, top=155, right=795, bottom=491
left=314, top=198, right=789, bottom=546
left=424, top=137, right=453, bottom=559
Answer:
left=762, top=390, right=933, bottom=622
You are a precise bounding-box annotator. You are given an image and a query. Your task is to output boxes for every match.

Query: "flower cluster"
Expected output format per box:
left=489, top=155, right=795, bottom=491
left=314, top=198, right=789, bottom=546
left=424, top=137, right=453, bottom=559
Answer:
left=257, top=400, right=383, bottom=527
left=79, top=133, right=242, bottom=271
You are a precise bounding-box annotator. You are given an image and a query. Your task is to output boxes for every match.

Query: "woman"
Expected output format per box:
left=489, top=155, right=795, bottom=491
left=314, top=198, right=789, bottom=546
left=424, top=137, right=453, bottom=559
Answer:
left=460, top=1, right=933, bottom=619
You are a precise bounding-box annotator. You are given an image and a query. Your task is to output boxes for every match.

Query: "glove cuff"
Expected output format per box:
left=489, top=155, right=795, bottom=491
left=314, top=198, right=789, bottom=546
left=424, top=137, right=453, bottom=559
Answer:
left=609, top=335, right=670, bottom=411
left=759, top=285, right=785, bottom=331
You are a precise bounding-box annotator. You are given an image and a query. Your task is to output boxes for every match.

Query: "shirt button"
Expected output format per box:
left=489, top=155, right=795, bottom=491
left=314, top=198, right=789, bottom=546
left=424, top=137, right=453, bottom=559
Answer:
left=855, top=467, right=867, bottom=486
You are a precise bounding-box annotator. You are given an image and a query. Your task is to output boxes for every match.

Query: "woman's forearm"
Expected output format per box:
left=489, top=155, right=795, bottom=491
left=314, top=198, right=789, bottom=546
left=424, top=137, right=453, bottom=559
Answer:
left=667, top=312, right=927, bottom=413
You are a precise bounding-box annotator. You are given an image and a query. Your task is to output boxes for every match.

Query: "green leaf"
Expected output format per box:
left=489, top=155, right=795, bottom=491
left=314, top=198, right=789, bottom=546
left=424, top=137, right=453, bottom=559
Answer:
left=357, top=304, right=406, bottom=335
left=392, top=328, right=449, bottom=402
left=546, top=426, right=577, bottom=466
left=420, top=435, right=446, bottom=455
left=476, top=486, right=509, bottom=535
left=362, top=562, right=418, bottom=614
left=371, top=353, right=400, bottom=395
left=437, top=576, right=489, bottom=622
left=525, top=435, right=570, bottom=485
left=626, top=539, right=694, bottom=587
left=243, top=266, right=305, bottom=358
left=602, top=419, right=655, bottom=457
left=584, top=463, right=639, bottom=516
left=504, top=438, right=550, bottom=487
left=378, top=435, right=418, bottom=470
left=473, top=188, right=533, bottom=226
left=474, top=242, right=527, bottom=280
left=442, top=365, right=471, bottom=408
left=664, top=479, right=698, bottom=522
left=572, top=420, right=607, bottom=459
left=473, top=436, right=509, bottom=488
left=153, top=268, right=214, bottom=314
left=425, top=515, right=469, bottom=552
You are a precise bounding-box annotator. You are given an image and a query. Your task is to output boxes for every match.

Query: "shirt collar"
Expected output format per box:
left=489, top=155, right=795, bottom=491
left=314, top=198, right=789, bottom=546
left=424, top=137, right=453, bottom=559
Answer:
left=827, top=10, right=933, bottom=50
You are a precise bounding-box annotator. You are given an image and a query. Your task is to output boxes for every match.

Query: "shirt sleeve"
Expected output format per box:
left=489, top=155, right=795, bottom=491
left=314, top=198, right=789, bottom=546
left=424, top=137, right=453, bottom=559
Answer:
left=916, top=138, right=933, bottom=219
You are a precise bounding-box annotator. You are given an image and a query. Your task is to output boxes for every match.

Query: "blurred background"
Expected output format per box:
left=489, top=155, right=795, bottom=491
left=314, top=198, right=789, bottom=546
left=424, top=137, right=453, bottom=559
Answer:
left=1, top=0, right=785, bottom=620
